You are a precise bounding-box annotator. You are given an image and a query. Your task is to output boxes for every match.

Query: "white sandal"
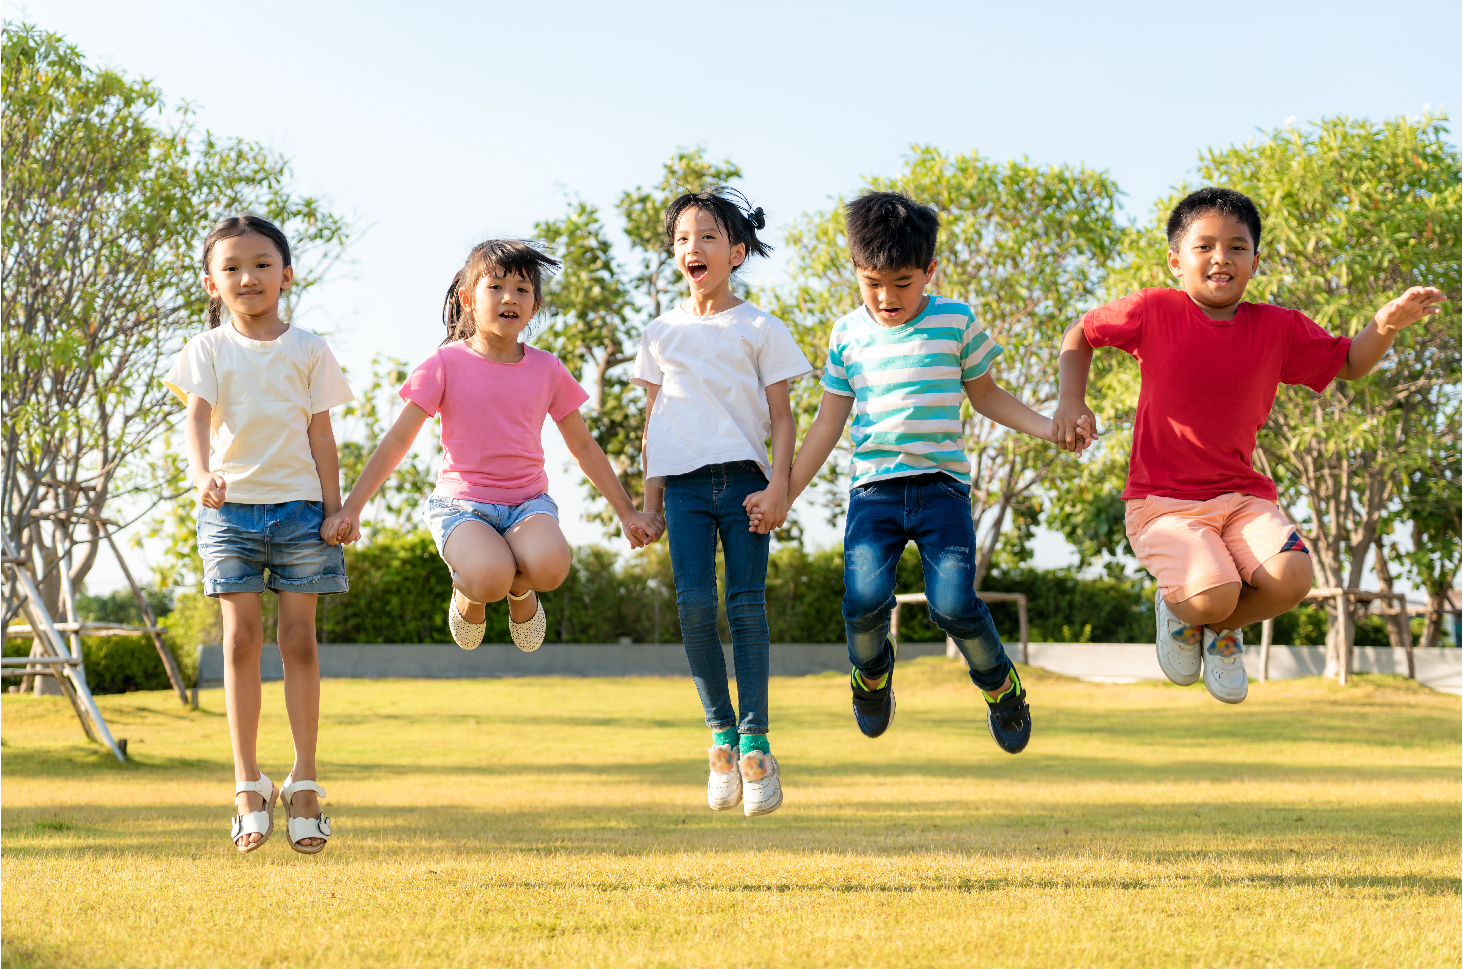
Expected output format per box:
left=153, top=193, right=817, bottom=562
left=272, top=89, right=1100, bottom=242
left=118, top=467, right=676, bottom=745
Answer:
left=281, top=776, right=332, bottom=855
left=448, top=592, right=486, bottom=650
left=230, top=772, right=278, bottom=854
left=508, top=589, right=546, bottom=652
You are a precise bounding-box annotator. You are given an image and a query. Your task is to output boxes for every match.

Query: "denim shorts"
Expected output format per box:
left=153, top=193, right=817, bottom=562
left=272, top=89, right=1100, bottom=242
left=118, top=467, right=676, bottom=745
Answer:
left=198, top=500, right=348, bottom=597
left=423, top=492, right=559, bottom=556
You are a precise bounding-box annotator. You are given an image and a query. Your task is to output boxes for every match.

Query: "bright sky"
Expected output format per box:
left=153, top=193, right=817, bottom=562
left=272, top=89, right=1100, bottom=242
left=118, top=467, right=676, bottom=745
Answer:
left=20, top=0, right=1460, bottom=593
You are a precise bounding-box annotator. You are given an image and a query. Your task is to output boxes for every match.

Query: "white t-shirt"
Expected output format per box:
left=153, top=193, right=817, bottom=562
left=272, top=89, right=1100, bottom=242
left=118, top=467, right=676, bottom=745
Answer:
left=632, top=301, right=812, bottom=484
left=164, top=323, right=354, bottom=504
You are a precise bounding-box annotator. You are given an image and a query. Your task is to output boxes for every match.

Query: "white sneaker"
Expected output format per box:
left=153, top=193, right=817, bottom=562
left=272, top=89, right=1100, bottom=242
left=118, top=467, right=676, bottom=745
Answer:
left=508, top=591, right=546, bottom=653
left=448, top=594, right=485, bottom=650
left=1154, top=591, right=1203, bottom=686
left=707, top=744, right=742, bottom=811
left=739, top=750, right=782, bottom=817
left=1203, top=628, right=1248, bottom=704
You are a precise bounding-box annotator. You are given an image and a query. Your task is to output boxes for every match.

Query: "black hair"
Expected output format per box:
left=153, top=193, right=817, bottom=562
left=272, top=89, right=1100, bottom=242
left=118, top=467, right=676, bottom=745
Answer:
left=442, top=239, right=562, bottom=345
left=844, top=191, right=940, bottom=272
left=663, top=187, right=773, bottom=271
left=1166, top=187, right=1262, bottom=252
left=201, top=215, right=292, bottom=328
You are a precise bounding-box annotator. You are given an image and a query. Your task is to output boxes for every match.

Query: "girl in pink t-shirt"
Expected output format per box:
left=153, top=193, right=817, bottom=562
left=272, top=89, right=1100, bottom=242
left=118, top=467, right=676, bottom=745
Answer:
left=323, top=240, right=662, bottom=650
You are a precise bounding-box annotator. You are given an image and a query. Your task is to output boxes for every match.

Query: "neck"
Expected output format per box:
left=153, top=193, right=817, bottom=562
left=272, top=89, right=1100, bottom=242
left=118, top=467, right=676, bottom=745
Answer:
left=467, top=329, right=525, bottom=363
left=683, top=281, right=741, bottom=317
left=1188, top=294, right=1241, bottom=321
left=229, top=310, right=288, bottom=341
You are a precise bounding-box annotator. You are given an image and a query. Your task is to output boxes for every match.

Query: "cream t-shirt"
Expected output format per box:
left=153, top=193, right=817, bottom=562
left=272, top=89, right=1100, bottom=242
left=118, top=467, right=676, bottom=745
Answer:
left=632, top=302, right=812, bottom=484
left=164, top=323, right=354, bottom=504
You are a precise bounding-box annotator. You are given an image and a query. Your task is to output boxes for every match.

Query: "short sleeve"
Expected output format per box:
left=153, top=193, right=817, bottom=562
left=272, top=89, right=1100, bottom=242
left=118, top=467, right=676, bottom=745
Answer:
left=1083, top=290, right=1147, bottom=355
left=1281, top=311, right=1352, bottom=392
left=756, top=318, right=813, bottom=386
left=630, top=326, right=663, bottom=388
left=163, top=333, right=218, bottom=407
left=400, top=351, right=447, bottom=417
left=308, top=343, right=354, bottom=413
left=959, top=307, right=1004, bottom=381
left=820, top=326, right=854, bottom=397
left=547, top=358, right=591, bottom=421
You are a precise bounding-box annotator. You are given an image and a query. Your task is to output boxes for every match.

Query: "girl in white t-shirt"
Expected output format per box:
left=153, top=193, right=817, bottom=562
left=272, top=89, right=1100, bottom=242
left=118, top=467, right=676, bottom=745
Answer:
left=633, top=190, right=812, bottom=818
left=322, top=240, right=662, bottom=653
left=164, top=216, right=353, bottom=855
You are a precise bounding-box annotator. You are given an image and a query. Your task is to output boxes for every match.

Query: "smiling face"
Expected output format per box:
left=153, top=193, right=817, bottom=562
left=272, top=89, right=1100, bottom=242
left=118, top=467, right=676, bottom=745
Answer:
left=856, top=259, right=938, bottom=328
left=463, top=270, right=538, bottom=343
left=673, top=207, right=745, bottom=299
left=1167, top=212, right=1260, bottom=318
left=203, top=233, right=293, bottom=320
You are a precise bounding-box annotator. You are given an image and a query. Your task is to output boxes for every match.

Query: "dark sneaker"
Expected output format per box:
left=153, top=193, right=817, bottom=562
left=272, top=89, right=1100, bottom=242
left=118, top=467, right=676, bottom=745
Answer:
left=985, top=669, right=1031, bottom=754
left=850, top=667, right=896, bottom=738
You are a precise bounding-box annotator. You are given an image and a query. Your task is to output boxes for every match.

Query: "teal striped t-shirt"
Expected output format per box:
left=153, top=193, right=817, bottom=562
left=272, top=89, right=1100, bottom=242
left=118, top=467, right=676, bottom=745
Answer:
left=821, top=296, right=1003, bottom=487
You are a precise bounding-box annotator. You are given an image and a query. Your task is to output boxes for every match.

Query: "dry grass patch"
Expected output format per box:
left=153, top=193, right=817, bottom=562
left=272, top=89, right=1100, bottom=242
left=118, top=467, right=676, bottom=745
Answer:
left=2, top=659, right=1458, bottom=967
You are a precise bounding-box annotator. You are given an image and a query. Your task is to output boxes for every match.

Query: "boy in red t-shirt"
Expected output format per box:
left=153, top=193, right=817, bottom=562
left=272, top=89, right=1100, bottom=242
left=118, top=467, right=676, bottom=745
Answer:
left=1053, top=187, right=1445, bottom=703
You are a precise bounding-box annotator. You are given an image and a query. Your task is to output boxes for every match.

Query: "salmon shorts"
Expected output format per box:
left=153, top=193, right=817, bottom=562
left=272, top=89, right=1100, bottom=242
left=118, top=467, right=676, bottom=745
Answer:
left=1124, top=493, right=1308, bottom=602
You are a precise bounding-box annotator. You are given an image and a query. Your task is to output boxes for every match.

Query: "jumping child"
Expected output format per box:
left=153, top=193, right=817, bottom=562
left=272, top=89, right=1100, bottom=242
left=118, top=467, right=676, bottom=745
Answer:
left=769, top=191, right=1089, bottom=754
left=166, top=215, right=352, bottom=854
left=1053, top=187, right=1445, bottom=703
left=322, top=240, right=662, bottom=653
left=633, top=189, right=812, bottom=816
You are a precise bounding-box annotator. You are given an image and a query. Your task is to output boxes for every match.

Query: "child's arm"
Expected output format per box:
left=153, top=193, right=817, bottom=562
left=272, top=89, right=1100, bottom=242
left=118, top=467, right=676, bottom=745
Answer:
left=1052, top=321, right=1099, bottom=453
left=184, top=394, right=228, bottom=509
left=742, top=380, right=795, bottom=534
left=557, top=410, right=664, bottom=548
left=307, top=410, right=343, bottom=518
left=1336, top=286, right=1447, bottom=379
left=786, top=391, right=855, bottom=503
left=640, top=384, right=665, bottom=523
left=320, top=402, right=430, bottom=545
left=965, top=372, right=1092, bottom=453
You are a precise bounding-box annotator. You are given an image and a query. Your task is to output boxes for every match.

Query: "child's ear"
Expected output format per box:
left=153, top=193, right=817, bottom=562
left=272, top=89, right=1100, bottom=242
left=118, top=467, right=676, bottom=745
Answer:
left=280, top=264, right=294, bottom=291
left=202, top=272, right=219, bottom=297
left=731, top=242, right=747, bottom=268
left=925, top=257, right=939, bottom=280
left=1166, top=249, right=1182, bottom=278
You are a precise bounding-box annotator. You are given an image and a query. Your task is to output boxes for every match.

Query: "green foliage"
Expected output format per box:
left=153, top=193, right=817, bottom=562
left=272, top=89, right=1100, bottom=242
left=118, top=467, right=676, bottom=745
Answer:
left=535, top=149, right=743, bottom=532
left=765, top=147, right=1123, bottom=574
left=335, top=355, right=441, bottom=536
left=2, top=21, right=349, bottom=606
left=76, top=586, right=173, bottom=624
left=321, top=529, right=456, bottom=644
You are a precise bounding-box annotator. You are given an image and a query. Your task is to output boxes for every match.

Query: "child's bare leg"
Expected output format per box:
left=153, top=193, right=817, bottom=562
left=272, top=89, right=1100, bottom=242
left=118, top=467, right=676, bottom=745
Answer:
left=503, top=515, right=572, bottom=622
left=1167, top=584, right=1240, bottom=627
left=220, top=592, right=265, bottom=847
left=277, top=590, right=324, bottom=846
left=1208, top=551, right=1313, bottom=632
left=443, top=521, right=518, bottom=623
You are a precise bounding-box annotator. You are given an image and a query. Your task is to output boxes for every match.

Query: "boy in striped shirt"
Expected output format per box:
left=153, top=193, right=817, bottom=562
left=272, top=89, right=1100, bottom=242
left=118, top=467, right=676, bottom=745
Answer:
left=767, top=191, right=1089, bottom=753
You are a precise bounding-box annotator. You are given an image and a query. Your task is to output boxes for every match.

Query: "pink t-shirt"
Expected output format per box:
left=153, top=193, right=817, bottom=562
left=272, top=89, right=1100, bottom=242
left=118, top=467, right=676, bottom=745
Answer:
left=400, top=343, right=589, bottom=505
left=1083, top=287, right=1351, bottom=503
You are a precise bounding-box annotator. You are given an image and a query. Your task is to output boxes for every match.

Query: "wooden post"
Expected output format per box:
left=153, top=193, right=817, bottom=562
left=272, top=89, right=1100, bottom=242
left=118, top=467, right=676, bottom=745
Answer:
left=106, top=533, right=188, bottom=704
left=1260, top=617, right=1273, bottom=683
left=1336, top=590, right=1350, bottom=686
left=1397, top=594, right=1415, bottom=680
left=1017, top=595, right=1029, bottom=665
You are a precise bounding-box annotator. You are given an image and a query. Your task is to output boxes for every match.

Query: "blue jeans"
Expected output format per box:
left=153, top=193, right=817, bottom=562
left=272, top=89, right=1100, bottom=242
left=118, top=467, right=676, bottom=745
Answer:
left=198, top=501, right=348, bottom=597
left=843, top=473, right=1013, bottom=692
left=664, top=461, right=771, bottom=735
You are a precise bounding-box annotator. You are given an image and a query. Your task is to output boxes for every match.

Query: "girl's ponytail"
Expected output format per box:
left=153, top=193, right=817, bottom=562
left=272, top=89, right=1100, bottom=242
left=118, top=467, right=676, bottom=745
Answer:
left=201, top=214, right=293, bottom=329
left=441, top=268, right=474, bottom=344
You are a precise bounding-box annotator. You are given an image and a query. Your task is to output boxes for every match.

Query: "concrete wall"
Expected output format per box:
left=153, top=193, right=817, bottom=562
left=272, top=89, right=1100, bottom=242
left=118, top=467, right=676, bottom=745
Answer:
left=195, top=641, right=1462, bottom=694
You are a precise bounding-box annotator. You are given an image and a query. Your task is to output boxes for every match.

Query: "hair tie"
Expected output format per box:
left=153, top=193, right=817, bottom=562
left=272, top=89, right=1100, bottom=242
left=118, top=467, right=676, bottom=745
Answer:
left=747, top=206, right=766, bottom=231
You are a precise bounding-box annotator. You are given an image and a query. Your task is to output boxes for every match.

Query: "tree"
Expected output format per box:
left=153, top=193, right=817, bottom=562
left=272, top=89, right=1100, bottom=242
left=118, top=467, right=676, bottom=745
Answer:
left=1108, top=115, right=1461, bottom=675
left=534, top=149, right=742, bottom=531
left=1, top=22, right=349, bottom=624
left=768, top=146, right=1122, bottom=583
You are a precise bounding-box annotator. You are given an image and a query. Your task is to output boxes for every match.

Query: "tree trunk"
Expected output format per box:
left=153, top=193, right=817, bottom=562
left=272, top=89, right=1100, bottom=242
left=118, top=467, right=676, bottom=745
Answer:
left=1421, top=593, right=1446, bottom=649
left=1372, top=543, right=1408, bottom=653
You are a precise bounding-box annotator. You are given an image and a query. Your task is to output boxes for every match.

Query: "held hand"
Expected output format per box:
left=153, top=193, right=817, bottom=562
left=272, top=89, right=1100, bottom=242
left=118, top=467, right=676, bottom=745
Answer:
left=1051, top=399, right=1098, bottom=453
left=319, top=509, right=359, bottom=546
left=621, top=510, right=664, bottom=549
left=196, top=472, right=228, bottom=509
left=1375, top=286, right=1447, bottom=334
left=743, top=487, right=789, bottom=535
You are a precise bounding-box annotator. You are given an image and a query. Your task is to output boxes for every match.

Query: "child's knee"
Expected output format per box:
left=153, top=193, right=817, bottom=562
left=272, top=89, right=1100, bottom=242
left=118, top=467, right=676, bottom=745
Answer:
left=1264, top=551, right=1314, bottom=607
left=456, top=570, right=512, bottom=604
left=1171, top=584, right=1240, bottom=624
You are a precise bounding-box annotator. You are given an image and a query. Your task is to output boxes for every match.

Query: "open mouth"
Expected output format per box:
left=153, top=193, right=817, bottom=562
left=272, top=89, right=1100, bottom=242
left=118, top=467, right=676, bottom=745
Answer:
left=687, top=260, right=708, bottom=282
left=879, top=305, right=902, bottom=318
left=499, top=310, right=520, bottom=321
left=1207, top=273, right=1233, bottom=285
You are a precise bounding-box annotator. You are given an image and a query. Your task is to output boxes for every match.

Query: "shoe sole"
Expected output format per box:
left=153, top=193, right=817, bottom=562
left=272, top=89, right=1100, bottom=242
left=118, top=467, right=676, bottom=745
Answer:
left=744, top=788, right=783, bottom=817
left=1204, top=657, right=1249, bottom=704
left=709, top=791, right=742, bottom=811
left=1156, top=641, right=1201, bottom=686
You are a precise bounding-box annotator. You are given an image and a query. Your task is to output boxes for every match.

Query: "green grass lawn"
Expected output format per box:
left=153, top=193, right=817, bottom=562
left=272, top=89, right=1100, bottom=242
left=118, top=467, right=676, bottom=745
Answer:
left=2, top=659, right=1458, bottom=968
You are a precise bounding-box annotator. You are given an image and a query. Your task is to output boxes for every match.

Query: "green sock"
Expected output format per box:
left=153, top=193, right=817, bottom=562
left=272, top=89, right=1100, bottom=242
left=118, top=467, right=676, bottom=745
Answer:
left=853, top=668, right=889, bottom=691
left=739, top=734, right=770, bottom=756
left=712, top=728, right=738, bottom=749
left=982, top=668, right=1022, bottom=704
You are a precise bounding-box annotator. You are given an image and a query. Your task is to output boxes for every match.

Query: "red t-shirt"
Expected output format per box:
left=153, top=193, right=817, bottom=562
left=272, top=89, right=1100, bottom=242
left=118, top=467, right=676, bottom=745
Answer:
left=1083, top=287, right=1351, bottom=502
left=400, top=343, right=589, bottom=505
